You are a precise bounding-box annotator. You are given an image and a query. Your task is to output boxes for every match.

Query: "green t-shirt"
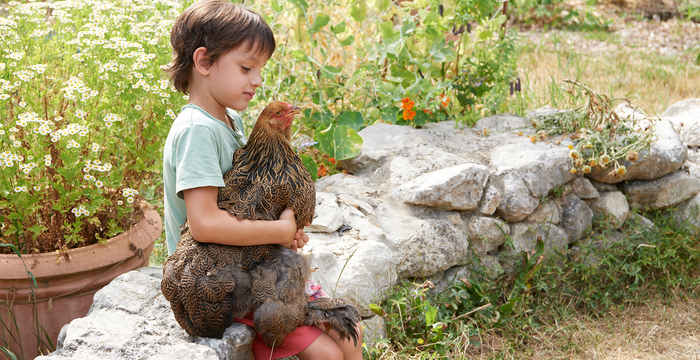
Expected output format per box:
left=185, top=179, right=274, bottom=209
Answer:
left=163, top=104, right=246, bottom=254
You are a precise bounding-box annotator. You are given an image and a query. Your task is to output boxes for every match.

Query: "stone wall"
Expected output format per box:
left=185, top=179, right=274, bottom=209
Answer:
left=39, top=99, right=700, bottom=359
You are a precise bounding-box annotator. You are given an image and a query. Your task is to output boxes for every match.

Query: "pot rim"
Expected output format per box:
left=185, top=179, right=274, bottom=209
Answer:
left=0, top=206, right=161, bottom=280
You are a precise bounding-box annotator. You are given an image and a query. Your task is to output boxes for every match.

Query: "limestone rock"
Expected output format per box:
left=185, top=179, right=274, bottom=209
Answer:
left=627, top=212, right=656, bottom=230
left=474, top=113, right=530, bottom=133
left=491, top=137, right=575, bottom=221
left=388, top=148, right=470, bottom=186
left=526, top=201, right=562, bottom=224
left=587, top=119, right=687, bottom=183
left=466, top=216, right=510, bottom=253
left=478, top=255, right=505, bottom=279
left=506, top=222, right=569, bottom=254
left=304, top=240, right=396, bottom=317
left=389, top=164, right=489, bottom=211
left=590, top=179, right=618, bottom=192
left=477, top=183, right=501, bottom=215
left=588, top=191, right=630, bottom=228
left=686, top=161, right=700, bottom=181
left=342, top=123, right=429, bottom=174
left=494, top=172, right=540, bottom=222
left=375, top=203, right=469, bottom=278
left=307, top=192, right=343, bottom=233
left=361, top=316, right=387, bottom=346
left=394, top=218, right=469, bottom=278
left=571, top=177, right=600, bottom=199
left=673, top=193, right=700, bottom=233
left=339, top=202, right=385, bottom=243
left=560, top=195, right=593, bottom=242
left=37, top=271, right=253, bottom=360
left=433, top=265, right=472, bottom=292
left=315, top=173, right=377, bottom=196
left=623, top=170, right=700, bottom=209
left=661, top=98, right=700, bottom=147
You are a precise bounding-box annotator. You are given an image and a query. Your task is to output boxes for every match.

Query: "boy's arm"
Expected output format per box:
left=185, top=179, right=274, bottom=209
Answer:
left=183, top=186, right=303, bottom=248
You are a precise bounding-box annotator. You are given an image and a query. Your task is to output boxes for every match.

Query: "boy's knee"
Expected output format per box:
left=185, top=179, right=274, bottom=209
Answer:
left=325, top=344, right=344, bottom=360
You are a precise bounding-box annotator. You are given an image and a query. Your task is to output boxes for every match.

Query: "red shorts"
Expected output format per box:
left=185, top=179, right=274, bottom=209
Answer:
left=234, top=313, right=323, bottom=360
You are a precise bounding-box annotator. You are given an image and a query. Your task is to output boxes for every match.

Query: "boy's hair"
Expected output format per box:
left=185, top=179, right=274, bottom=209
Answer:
left=166, top=0, right=276, bottom=94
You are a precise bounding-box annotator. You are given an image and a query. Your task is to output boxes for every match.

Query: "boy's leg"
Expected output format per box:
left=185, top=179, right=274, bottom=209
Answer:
left=329, top=322, right=363, bottom=360
left=296, top=333, right=343, bottom=360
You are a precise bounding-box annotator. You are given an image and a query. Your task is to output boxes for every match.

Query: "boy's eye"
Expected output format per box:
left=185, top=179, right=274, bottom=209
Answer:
left=241, top=66, right=251, bottom=72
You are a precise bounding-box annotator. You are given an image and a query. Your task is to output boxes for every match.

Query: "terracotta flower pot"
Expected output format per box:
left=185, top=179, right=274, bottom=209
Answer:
left=0, top=206, right=162, bottom=360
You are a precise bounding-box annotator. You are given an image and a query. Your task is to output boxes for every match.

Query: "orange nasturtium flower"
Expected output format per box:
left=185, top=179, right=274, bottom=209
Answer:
left=318, top=164, right=328, bottom=178
left=401, top=97, right=415, bottom=110
left=441, top=96, right=450, bottom=107
left=403, top=109, right=416, bottom=121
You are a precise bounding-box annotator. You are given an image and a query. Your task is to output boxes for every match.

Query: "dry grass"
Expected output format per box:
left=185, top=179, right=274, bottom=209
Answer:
left=369, top=297, right=700, bottom=359
left=515, top=22, right=700, bottom=116
left=522, top=297, right=700, bottom=360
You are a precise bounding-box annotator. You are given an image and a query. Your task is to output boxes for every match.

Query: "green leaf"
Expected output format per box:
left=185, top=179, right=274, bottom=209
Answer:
left=309, top=14, right=330, bottom=33
left=384, top=36, right=403, bottom=55
left=339, top=35, right=354, bottom=46
left=322, top=65, right=341, bottom=75
left=299, top=154, right=317, bottom=182
left=27, top=270, right=38, bottom=289
left=429, top=37, right=445, bottom=56
left=289, top=0, right=308, bottom=11
left=424, top=303, right=438, bottom=326
left=315, top=124, right=363, bottom=161
left=331, top=21, right=346, bottom=34
left=0, top=243, right=21, bottom=258
left=270, top=0, right=281, bottom=12
left=381, top=106, right=400, bottom=124
left=0, top=346, right=18, bottom=360
left=369, top=303, right=385, bottom=317
left=291, top=49, right=308, bottom=61
left=350, top=1, right=368, bottom=23
left=337, top=111, right=364, bottom=131
left=413, top=109, right=429, bottom=126
left=373, top=0, right=391, bottom=12
left=378, top=21, right=397, bottom=38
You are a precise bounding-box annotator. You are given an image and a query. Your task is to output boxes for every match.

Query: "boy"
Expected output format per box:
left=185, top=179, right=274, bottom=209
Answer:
left=162, top=1, right=362, bottom=359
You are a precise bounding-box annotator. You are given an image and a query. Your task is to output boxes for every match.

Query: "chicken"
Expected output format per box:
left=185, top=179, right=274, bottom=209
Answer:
left=161, top=101, right=361, bottom=348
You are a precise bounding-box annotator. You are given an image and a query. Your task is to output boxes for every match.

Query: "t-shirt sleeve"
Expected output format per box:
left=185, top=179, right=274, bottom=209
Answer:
left=171, top=124, right=226, bottom=199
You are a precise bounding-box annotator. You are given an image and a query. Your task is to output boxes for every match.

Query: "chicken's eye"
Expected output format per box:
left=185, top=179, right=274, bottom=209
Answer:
left=275, top=111, right=282, bottom=116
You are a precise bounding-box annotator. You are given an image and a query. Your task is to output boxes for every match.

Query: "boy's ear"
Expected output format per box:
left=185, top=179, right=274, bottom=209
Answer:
left=192, top=47, right=211, bottom=76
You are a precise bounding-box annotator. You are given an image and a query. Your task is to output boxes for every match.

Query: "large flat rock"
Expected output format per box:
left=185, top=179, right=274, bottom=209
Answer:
left=661, top=98, right=700, bottom=147
left=586, top=119, right=687, bottom=183
left=623, top=170, right=700, bottom=209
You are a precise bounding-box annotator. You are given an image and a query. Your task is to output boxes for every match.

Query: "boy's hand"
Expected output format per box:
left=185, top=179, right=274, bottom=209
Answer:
left=290, top=225, right=310, bottom=252
left=278, top=208, right=299, bottom=249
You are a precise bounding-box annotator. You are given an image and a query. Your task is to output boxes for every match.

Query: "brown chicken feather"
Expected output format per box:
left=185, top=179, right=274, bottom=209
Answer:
left=161, top=101, right=361, bottom=348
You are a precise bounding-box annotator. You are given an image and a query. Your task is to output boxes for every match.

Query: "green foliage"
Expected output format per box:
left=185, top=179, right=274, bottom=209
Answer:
left=0, top=0, right=186, bottom=254
left=244, top=0, right=519, bottom=165
left=534, top=211, right=700, bottom=313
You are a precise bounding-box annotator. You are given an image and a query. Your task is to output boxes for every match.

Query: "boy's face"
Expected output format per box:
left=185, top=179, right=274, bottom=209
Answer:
left=207, top=42, right=269, bottom=111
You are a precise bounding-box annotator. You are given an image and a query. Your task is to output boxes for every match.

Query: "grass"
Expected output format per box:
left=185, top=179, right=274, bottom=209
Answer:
left=512, top=27, right=700, bottom=116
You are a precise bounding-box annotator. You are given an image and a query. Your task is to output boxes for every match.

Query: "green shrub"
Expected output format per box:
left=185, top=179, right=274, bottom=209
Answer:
left=245, top=0, right=519, bottom=168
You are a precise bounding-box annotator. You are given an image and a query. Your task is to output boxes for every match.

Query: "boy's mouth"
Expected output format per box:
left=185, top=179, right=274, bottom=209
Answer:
left=243, top=91, right=255, bottom=100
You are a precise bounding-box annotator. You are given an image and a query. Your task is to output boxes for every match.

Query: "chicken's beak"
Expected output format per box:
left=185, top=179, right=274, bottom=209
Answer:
left=284, top=105, right=302, bottom=130
left=289, top=105, right=302, bottom=117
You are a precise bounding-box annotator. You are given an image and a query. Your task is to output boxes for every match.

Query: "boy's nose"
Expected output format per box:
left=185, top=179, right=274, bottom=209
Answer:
left=251, top=72, right=263, bottom=87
